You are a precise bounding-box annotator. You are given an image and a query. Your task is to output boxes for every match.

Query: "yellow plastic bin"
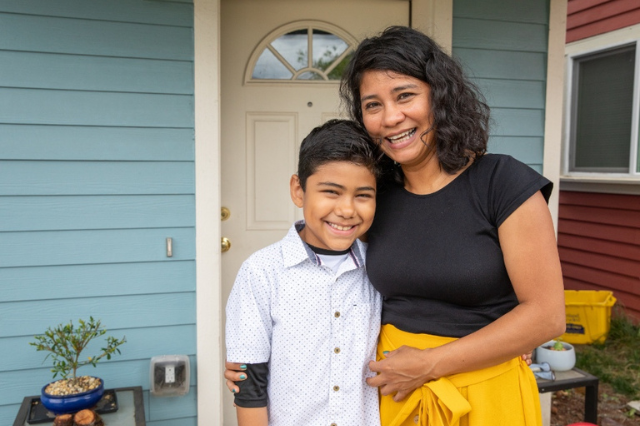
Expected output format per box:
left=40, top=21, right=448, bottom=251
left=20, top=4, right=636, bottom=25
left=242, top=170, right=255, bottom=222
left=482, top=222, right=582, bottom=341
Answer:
left=560, top=290, right=617, bottom=344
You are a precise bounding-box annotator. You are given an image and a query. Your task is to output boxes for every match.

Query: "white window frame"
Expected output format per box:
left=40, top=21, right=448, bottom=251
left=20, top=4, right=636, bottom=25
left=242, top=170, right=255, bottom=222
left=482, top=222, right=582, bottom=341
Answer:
left=244, top=20, right=358, bottom=85
left=562, top=23, right=640, bottom=190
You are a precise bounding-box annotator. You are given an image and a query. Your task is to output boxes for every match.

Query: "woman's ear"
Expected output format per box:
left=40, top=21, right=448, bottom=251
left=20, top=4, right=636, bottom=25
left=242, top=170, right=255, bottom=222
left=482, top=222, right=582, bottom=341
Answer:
left=290, top=174, right=304, bottom=208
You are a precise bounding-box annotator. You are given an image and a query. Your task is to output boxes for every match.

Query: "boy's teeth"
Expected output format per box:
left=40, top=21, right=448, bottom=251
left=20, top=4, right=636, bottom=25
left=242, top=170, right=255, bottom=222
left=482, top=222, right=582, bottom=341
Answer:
left=329, top=223, right=353, bottom=231
left=388, top=129, right=415, bottom=143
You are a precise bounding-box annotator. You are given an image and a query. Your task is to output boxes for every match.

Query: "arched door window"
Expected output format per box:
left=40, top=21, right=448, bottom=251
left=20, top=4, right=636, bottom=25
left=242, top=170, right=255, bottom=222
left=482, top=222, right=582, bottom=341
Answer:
left=246, top=21, right=357, bottom=83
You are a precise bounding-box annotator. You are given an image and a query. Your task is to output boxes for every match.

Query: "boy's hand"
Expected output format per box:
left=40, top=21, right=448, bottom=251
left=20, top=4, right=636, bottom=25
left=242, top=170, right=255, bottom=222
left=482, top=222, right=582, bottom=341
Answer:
left=225, top=361, right=247, bottom=394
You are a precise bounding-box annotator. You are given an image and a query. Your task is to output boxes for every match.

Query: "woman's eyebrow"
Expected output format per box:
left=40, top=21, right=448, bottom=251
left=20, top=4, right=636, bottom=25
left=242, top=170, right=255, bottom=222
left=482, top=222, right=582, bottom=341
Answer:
left=360, top=94, right=378, bottom=103
left=391, top=83, right=419, bottom=92
left=360, top=84, right=420, bottom=102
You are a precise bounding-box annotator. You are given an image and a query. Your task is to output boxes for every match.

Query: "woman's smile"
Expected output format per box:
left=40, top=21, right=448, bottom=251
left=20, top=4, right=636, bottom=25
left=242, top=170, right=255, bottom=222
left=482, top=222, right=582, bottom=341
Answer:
left=383, top=127, right=418, bottom=150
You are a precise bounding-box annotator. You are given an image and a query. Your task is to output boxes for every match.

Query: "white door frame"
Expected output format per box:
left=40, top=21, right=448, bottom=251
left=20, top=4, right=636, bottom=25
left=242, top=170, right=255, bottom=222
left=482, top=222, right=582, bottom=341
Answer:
left=193, top=1, right=451, bottom=424
left=194, top=0, right=223, bottom=425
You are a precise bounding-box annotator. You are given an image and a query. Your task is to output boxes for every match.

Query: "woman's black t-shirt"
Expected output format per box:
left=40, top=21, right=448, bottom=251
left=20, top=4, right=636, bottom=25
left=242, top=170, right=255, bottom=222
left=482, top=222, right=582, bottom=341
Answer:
left=366, top=154, right=552, bottom=338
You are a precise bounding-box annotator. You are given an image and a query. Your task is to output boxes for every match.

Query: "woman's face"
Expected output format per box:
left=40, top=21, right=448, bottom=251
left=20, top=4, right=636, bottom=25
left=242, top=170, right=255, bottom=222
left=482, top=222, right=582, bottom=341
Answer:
left=359, top=70, right=435, bottom=169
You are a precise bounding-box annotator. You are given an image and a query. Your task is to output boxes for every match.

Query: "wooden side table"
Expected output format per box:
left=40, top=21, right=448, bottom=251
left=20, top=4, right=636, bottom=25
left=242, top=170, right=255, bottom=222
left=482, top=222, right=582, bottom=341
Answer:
left=13, top=386, right=146, bottom=426
left=536, top=368, right=599, bottom=424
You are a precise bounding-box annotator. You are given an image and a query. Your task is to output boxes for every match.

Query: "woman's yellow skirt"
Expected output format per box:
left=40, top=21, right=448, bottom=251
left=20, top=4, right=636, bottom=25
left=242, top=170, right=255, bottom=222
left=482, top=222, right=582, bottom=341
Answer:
left=378, top=324, right=542, bottom=426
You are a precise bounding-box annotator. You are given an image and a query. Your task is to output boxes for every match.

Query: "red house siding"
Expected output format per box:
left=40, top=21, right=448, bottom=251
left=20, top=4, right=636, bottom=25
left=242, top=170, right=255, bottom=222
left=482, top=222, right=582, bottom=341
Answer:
left=567, top=0, right=640, bottom=43
left=558, top=191, right=640, bottom=322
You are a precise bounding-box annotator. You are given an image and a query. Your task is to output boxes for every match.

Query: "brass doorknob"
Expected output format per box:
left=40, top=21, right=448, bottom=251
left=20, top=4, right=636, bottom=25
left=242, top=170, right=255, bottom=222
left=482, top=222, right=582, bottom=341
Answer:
left=221, top=237, right=231, bottom=253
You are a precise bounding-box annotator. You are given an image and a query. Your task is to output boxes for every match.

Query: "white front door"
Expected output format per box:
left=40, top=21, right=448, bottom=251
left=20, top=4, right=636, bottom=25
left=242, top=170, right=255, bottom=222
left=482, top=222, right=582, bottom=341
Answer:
left=220, top=2, right=408, bottom=423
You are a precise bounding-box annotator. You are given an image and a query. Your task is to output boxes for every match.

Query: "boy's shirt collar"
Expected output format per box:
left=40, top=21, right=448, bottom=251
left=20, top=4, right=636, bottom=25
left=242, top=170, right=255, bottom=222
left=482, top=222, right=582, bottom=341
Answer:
left=282, top=221, right=365, bottom=269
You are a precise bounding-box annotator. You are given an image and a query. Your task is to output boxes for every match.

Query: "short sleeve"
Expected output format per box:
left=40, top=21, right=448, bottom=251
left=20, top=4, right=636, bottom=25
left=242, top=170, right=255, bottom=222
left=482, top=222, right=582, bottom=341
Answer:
left=483, top=155, right=553, bottom=227
left=225, top=259, right=273, bottom=363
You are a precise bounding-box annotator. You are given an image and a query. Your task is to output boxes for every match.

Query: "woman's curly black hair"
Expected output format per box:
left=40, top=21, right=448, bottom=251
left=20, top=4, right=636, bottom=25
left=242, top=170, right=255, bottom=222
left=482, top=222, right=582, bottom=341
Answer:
left=340, top=26, right=490, bottom=181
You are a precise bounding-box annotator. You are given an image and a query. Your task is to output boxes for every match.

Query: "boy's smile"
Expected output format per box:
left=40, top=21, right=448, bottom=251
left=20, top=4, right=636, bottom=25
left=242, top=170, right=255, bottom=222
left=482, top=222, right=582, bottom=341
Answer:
left=290, top=161, right=377, bottom=252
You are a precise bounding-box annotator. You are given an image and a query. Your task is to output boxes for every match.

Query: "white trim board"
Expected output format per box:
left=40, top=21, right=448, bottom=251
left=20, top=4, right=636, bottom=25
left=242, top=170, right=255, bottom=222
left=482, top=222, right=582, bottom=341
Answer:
left=194, top=0, right=222, bottom=425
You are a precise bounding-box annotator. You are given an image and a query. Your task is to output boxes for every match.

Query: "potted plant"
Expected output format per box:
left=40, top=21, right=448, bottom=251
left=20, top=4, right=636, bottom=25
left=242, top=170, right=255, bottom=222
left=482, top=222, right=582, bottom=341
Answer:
left=30, top=317, right=126, bottom=414
left=535, top=339, right=576, bottom=372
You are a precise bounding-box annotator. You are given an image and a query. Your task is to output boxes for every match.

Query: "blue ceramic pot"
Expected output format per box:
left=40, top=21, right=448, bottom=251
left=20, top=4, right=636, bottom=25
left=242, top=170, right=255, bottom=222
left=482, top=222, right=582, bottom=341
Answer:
left=40, top=377, right=104, bottom=415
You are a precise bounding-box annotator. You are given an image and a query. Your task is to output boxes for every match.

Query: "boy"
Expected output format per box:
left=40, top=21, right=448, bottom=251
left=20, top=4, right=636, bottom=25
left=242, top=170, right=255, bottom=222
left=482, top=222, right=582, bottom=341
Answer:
left=225, top=119, right=383, bottom=426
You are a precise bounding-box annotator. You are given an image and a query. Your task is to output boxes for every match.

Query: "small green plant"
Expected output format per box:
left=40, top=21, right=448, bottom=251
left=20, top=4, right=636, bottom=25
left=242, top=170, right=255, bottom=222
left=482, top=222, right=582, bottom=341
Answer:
left=30, top=317, right=126, bottom=380
left=552, top=340, right=565, bottom=351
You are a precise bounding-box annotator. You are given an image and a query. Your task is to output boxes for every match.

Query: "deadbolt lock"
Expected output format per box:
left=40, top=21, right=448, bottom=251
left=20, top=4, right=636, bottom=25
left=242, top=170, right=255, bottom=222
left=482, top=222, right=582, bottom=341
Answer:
left=221, top=237, right=231, bottom=253
left=221, top=207, right=231, bottom=221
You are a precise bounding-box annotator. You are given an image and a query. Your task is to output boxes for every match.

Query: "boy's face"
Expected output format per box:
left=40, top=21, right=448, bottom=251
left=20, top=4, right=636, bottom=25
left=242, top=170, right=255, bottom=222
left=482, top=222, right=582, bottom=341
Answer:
left=290, top=161, right=376, bottom=252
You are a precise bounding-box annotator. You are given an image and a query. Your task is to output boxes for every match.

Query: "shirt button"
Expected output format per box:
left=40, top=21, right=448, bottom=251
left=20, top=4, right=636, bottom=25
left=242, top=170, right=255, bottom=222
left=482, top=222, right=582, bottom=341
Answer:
left=333, top=385, right=340, bottom=391
left=334, top=347, right=341, bottom=354
left=334, top=311, right=340, bottom=318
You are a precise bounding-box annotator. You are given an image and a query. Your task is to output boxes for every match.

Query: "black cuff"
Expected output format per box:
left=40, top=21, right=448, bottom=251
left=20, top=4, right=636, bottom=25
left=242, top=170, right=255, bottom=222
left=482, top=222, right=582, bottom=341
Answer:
left=234, top=362, right=269, bottom=408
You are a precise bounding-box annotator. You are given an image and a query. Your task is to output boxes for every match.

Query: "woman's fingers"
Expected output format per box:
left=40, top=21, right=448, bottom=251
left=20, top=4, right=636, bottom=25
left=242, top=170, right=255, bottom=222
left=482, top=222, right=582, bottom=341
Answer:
left=225, top=361, right=246, bottom=371
left=224, top=368, right=247, bottom=382
left=393, top=389, right=411, bottom=402
left=226, top=378, right=240, bottom=394
left=367, top=346, right=432, bottom=398
left=224, top=361, right=247, bottom=393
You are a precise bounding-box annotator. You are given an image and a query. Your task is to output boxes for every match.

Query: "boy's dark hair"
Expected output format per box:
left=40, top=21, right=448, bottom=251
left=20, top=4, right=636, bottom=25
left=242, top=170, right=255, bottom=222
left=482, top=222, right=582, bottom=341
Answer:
left=340, top=26, right=490, bottom=179
left=297, top=119, right=383, bottom=190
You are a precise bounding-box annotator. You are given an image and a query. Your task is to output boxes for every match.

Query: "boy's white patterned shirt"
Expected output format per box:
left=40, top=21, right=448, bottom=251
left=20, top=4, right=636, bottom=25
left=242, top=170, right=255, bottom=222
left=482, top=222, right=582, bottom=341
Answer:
left=226, top=222, right=382, bottom=426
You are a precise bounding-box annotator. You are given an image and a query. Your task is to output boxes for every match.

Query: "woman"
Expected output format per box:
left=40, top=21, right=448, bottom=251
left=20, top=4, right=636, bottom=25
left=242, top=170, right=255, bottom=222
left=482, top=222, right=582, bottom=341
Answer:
left=227, top=26, right=565, bottom=425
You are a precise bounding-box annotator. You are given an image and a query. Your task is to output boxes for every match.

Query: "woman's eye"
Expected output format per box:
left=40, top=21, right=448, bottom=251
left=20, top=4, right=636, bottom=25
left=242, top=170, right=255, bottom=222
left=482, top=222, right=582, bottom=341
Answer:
left=398, top=92, right=415, bottom=101
left=363, top=101, right=380, bottom=110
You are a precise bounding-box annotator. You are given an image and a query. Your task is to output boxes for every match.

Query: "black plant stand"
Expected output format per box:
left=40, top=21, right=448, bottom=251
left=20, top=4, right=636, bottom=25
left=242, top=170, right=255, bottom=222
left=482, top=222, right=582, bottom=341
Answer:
left=537, top=368, right=599, bottom=424
left=13, top=386, right=145, bottom=426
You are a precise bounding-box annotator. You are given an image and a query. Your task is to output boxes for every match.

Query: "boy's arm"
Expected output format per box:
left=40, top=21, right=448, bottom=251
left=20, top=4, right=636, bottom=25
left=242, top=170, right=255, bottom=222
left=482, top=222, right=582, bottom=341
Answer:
left=234, top=362, right=268, bottom=397
left=237, top=407, right=268, bottom=426
left=234, top=362, right=269, bottom=425
left=233, top=362, right=267, bottom=426
left=226, top=261, right=271, bottom=424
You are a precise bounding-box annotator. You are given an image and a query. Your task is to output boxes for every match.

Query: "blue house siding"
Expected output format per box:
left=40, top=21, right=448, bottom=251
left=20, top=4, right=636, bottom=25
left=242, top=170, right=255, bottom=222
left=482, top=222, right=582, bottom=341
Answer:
left=0, top=1, right=196, bottom=425
left=453, top=0, right=550, bottom=173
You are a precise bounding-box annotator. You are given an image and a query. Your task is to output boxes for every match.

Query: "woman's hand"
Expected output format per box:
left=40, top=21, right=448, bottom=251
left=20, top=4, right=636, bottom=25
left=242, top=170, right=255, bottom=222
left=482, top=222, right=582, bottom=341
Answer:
left=367, top=347, right=535, bottom=402
left=367, top=346, right=434, bottom=402
left=225, top=361, right=247, bottom=394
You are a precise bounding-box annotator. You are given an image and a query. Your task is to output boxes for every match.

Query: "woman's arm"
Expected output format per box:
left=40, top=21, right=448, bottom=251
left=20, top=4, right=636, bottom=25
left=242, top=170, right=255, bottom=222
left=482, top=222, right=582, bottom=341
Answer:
left=367, top=191, right=566, bottom=401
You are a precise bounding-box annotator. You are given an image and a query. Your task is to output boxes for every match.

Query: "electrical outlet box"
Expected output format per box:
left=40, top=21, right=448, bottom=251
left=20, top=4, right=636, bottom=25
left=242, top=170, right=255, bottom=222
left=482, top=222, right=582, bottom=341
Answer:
left=150, top=355, right=190, bottom=397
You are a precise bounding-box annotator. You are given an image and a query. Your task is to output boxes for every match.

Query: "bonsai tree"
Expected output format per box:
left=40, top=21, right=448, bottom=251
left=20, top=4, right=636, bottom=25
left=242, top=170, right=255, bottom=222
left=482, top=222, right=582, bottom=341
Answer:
left=30, top=317, right=126, bottom=381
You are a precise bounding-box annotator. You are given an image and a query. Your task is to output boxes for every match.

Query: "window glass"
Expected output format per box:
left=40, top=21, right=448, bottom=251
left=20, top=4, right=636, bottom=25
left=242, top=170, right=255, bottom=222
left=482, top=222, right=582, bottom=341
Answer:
left=327, top=52, right=353, bottom=81
left=250, top=25, right=353, bottom=82
left=572, top=46, right=635, bottom=172
left=271, top=30, right=308, bottom=71
left=253, top=48, right=293, bottom=80
left=312, top=30, right=348, bottom=73
left=298, top=71, right=324, bottom=80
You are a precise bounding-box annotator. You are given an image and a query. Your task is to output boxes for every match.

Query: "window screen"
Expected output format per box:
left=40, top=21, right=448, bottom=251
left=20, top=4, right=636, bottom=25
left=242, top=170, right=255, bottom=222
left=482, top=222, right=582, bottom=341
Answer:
left=571, top=45, right=635, bottom=172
